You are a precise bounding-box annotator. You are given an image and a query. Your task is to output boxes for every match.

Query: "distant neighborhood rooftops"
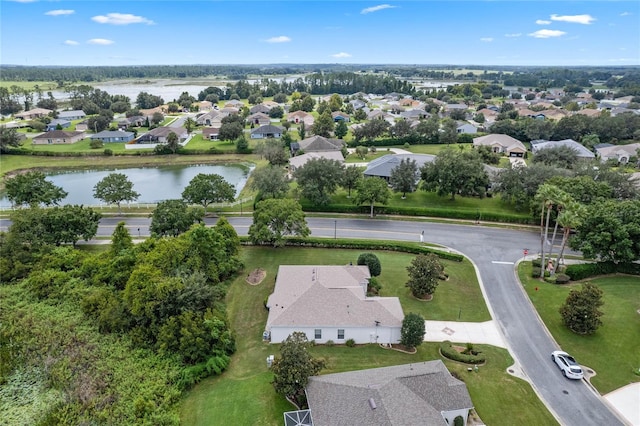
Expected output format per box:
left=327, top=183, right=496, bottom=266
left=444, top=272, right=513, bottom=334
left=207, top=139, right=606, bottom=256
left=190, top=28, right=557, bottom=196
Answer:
left=530, top=139, right=595, bottom=158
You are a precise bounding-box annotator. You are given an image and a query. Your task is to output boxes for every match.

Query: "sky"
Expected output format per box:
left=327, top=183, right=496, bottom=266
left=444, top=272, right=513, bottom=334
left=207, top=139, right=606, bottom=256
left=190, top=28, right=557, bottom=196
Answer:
left=1, top=0, right=638, bottom=67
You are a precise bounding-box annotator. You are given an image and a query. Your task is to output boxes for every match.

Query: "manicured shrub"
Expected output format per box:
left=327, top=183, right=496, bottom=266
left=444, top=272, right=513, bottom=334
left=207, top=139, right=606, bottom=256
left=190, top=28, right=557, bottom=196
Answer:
left=454, top=416, right=465, bottom=426
left=345, top=339, right=356, bottom=347
left=555, top=273, right=570, bottom=284
left=357, top=252, right=381, bottom=276
left=103, top=148, right=113, bottom=156
left=439, top=340, right=486, bottom=364
left=565, top=262, right=640, bottom=281
left=532, top=258, right=542, bottom=268
left=325, top=340, right=335, bottom=347
left=532, top=267, right=542, bottom=278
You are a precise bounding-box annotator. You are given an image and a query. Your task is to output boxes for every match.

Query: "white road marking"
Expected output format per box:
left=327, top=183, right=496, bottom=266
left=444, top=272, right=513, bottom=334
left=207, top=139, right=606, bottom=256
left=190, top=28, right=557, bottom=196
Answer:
left=491, top=261, right=515, bottom=265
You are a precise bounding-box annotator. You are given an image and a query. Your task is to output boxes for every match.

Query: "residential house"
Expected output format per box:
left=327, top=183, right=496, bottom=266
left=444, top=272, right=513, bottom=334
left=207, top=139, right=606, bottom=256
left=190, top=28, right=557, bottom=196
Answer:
left=304, top=360, right=474, bottom=426
left=287, top=110, right=315, bottom=126
left=574, top=109, right=601, bottom=118
left=262, top=100, right=281, bottom=109
left=475, top=108, right=498, bottom=124
left=595, top=143, right=640, bottom=164
left=196, top=101, right=213, bottom=111
left=473, top=134, right=527, bottom=157
left=90, top=130, right=135, bottom=143
left=289, top=151, right=344, bottom=173
left=250, top=104, right=271, bottom=114
left=137, top=126, right=187, bottom=144
left=331, top=111, right=350, bottom=122
left=456, top=122, right=477, bottom=134
left=265, top=265, right=404, bottom=345
left=45, top=119, right=71, bottom=131
left=219, top=107, right=239, bottom=115
left=117, top=116, right=145, bottom=130
left=294, top=135, right=344, bottom=154
left=349, top=99, right=366, bottom=110
left=400, top=109, right=429, bottom=121
left=75, top=121, right=89, bottom=131
left=610, top=107, right=639, bottom=117
left=14, top=108, right=52, bottom=120
left=530, top=139, right=595, bottom=159
left=363, top=154, right=434, bottom=182
left=196, top=110, right=222, bottom=126
left=247, top=112, right=271, bottom=126
left=202, top=127, right=220, bottom=140
left=58, top=110, right=86, bottom=121
left=539, top=109, right=570, bottom=121
left=224, top=99, right=244, bottom=109
left=32, top=130, right=85, bottom=145
left=250, top=124, right=283, bottom=139
left=366, top=109, right=395, bottom=124
left=443, top=104, right=468, bottom=116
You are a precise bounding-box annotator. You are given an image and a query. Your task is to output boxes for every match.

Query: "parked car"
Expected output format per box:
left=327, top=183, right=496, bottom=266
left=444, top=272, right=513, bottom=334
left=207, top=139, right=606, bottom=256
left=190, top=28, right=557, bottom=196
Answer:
left=551, top=350, right=584, bottom=380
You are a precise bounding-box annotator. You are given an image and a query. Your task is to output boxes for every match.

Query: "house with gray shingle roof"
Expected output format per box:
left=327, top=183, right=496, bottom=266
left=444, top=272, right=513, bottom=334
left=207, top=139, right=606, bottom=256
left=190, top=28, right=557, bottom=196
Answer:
left=58, top=110, right=86, bottom=121
left=473, top=134, right=526, bottom=157
left=45, top=118, right=71, bottom=131
left=265, top=265, right=404, bottom=345
left=90, top=130, right=135, bottom=143
left=250, top=124, right=283, bottom=139
left=595, top=143, right=640, bottom=164
left=289, top=151, right=344, bottom=173
left=295, top=135, right=344, bottom=154
left=364, top=154, right=434, bottom=182
left=530, top=139, right=595, bottom=159
left=305, top=360, right=474, bottom=426
left=32, top=130, right=85, bottom=145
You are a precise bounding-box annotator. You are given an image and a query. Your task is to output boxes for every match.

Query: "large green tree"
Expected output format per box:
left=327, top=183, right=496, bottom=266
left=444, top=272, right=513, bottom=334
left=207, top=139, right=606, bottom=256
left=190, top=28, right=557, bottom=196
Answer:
left=0, top=126, right=23, bottom=153
left=532, top=145, right=580, bottom=169
left=354, top=177, right=390, bottom=218
left=334, top=120, right=348, bottom=139
left=249, top=199, right=310, bottom=247
left=311, top=110, right=334, bottom=138
left=559, top=282, right=604, bottom=335
left=342, top=166, right=362, bottom=198
left=389, top=158, right=419, bottom=198
left=249, top=165, right=290, bottom=199
left=166, top=131, right=180, bottom=154
left=400, top=312, right=426, bottom=350
left=181, top=173, right=235, bottom=211
left=149, top=199, right=204, bottom=237
left=271, top=332, right=325, bottom=408
left=218, top=121, right=244, bottom=141
left=294, top=158, right=344, bottom=206
left=421, top=148, right=488, bottom=200
left=570, top=199, right=640, bottom=263
left=5, top=171, right=68, bottom=207
left=93, top=173, right=140, bottom=215
left=405, top=253, right=444, bottom=300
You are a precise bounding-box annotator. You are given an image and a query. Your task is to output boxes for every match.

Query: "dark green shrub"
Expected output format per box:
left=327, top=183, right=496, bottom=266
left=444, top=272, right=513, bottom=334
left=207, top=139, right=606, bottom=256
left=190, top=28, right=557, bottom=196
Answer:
left=367, top=276, right=382, bottom=295
left=103, top=148, right=113, bottom=156
left=90, top=139, right=104, bottom=149
left=532, top=267, right=542, bottom=278
left=532, top=258, right=542, bottom=268
left=345, top=338, right=356, bottom=347
left=326, top=340, right=335, bottom=347
left=439, top=341, right=486, bottom=364
left=565, top=262, right=640, bottom=281
left=357, top=252, right=381, bottom=276
left=555, top=273, right=570, bottom=284
left=454, top=415, right=464, bottom=426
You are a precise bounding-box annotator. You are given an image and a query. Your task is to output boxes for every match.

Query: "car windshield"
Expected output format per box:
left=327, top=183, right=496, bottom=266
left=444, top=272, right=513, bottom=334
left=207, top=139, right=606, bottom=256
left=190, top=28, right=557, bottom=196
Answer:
left=570, top=367, right=582, bottom=373
left=565, top=356, right=578, bottom=365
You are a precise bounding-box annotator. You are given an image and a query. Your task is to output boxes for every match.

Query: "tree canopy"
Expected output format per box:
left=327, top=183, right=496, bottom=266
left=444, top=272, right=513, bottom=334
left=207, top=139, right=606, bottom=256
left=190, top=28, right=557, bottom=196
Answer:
left=5, top=171, right=68, bottom=207
left=0, top=126, right=23, bottom=153
left=294, top=158, right=344, bottom=206
left=357, top=252, right=381, bottom=276
left=405, top=254, right=444, bottom=299
left=93, top=173, right=140, bottom=215
left=559, top=282, right=604, bottom=335
left=149, top=199, right=204, bottom=237
left=354, top=177, right=390, bottom=218
left=400, top=312, right=426, bottom=350
left=389, top=158, right=419, bottom=198
left=421, top=149, right=488, bottom=200
left=181, top=173, right=235, bottom=211
left=249, top=199, right=310, bottom=247
left=249, top=165, right=290, bottom=199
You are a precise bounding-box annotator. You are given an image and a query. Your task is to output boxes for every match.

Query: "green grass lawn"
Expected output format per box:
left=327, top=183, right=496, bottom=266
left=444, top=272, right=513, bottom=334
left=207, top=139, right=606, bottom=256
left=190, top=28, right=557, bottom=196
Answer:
left=519, top=263, right=640, bottom=394
left=179, top=247, right=554, bottom=426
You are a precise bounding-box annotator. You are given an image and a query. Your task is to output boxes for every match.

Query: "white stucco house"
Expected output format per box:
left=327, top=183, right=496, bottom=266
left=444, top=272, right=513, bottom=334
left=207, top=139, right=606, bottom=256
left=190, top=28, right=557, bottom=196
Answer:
left=473, top=134, right=527, bottom=157
left=265, top=265, right=404, bottom=345
left=304, top=360, right=474, bottom=426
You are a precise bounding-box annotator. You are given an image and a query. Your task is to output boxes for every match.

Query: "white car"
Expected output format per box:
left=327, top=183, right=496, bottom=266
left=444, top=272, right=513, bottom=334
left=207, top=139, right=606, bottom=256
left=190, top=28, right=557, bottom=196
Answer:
left=551, top=350, right=584, bottom=380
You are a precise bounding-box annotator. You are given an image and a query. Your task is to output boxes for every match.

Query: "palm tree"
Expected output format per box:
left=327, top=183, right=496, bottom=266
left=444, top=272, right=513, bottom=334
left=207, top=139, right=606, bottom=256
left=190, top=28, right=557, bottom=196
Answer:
left=547, top=190, right=573, bottom=267
left=184, top=117, right=195, bottom=134
left=535, top=184, right=562, bottom=278
left=557, top=203, right=585, bottom=266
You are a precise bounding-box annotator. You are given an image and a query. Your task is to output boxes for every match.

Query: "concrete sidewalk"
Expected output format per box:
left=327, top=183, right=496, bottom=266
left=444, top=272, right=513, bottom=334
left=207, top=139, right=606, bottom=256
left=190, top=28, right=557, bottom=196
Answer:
left=604, top=382, right=640, bottom=426
left=424, top=320, right=507, bottom=349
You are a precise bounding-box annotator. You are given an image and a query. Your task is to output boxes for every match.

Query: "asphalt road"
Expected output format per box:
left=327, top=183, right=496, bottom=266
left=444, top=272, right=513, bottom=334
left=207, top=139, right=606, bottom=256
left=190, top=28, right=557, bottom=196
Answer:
left=0, top=215, right=626, bottom=426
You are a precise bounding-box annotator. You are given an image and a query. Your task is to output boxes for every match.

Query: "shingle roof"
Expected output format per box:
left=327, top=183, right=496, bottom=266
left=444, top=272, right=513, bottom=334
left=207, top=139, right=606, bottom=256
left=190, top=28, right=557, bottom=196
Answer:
left=298, top=135, right=344, bottom=152
left=58, top=110, right=86, bottom=118
left=289, top=151, right=344, bottom=169
left=473, top=134, right=526, bottom=151
left=364, top=154, right=434, bottom=178
left=306, top=360, right=473, bottom=426
left=266, top=265, right=403, bottom=330
left=33, top=130, right=84, bottom=140
left=530, top=139, right=595, bottom=158
left=90, top=130, right=134, bottom=139
left=250, top=124, right=283, bottom=134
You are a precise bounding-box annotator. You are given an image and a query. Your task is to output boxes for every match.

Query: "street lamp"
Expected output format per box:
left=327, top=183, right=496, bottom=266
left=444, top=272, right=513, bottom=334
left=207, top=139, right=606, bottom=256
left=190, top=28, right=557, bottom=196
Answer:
left=334, top=220, right=337, bottom=239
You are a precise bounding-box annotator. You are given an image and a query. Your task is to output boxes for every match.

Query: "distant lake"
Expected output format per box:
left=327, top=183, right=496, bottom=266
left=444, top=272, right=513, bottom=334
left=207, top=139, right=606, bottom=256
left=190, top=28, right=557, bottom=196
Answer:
left=0, top=163, right=254, bottom=208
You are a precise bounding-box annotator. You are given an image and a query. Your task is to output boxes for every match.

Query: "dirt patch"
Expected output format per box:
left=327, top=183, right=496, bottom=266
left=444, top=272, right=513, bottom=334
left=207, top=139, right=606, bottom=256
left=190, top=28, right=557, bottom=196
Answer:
left=246, top=268, right=266, bottom=285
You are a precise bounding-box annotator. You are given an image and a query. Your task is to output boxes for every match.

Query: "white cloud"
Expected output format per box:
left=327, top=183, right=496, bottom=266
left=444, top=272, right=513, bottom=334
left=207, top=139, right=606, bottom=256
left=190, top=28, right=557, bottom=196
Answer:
left=550, top=14, right=595, bottom=25
left=528, top=29, right=566, bottom=39
left=480, top=37, right=494, bottom=42
left=504, top=33, right=522, bottom=38
left=620, top=12, right=631, bottom=17
left=331, top=52, right=352, bottom=58
left=265, top=36, right=291, bottom=43
left=361, top=4, right=396, bottom=14
left=91, top=13, right=154, bottom=25
left=536, top=19, right=551, bottom=25
left=9, top=0, right=38, bottom=3
left=64, top=40, right=79, bottom=46
left=87, top=38, right=114, bottom=45
left=45, top=9, right=74, bottom=16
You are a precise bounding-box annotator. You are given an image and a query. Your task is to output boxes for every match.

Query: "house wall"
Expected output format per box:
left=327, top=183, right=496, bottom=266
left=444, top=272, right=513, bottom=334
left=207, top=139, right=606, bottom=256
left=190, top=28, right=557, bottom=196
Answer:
left=269, top=325, right=401, bottom=345
left=442, top=408, right=470, bottom=425
left=33, top=136, right=82, bottom=145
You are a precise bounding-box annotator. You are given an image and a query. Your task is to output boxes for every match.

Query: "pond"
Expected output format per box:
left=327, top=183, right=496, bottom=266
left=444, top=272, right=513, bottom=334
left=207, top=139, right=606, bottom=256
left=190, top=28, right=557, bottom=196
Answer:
left=0, top=163, right=254, bottom=208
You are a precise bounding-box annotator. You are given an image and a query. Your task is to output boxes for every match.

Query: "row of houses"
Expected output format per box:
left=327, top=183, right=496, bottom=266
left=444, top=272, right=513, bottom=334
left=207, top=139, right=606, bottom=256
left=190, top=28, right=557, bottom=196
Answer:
left=31, top=126, right=189, bottom=145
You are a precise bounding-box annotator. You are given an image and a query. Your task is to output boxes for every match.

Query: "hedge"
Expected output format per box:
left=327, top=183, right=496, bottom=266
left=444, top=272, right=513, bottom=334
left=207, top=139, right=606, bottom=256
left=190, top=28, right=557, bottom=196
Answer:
left=300, top=203, right=533, bottom=224
left=239, top=236, right=464, bottom=262
left=439, top=341, right=486, bottom=364
left=565, top=262, right=640, bottom=281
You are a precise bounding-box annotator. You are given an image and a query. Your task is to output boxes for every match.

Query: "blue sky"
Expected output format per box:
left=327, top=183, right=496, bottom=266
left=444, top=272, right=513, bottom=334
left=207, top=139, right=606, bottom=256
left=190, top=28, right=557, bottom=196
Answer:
left=1, top=1, right=638, bottom=66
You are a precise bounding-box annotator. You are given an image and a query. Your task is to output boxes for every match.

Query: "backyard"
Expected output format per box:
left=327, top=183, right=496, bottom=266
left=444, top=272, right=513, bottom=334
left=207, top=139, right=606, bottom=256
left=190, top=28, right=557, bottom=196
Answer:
left=179, top=246, right=556, bottom=426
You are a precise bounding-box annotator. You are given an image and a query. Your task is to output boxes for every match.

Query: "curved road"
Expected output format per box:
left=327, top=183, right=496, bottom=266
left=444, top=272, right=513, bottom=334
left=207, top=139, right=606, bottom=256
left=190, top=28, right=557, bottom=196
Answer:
left=0, top=216, right=625, bottom=425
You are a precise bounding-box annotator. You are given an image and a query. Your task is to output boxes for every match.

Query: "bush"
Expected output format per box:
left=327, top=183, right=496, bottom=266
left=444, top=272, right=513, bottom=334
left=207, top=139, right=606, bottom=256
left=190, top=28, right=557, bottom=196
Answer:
left=345, top=338, right=356, bottom=347
left=454, top=415, right=465, bottom=426
left=439, top=341, right=486, bottom=364
left=531, top=258, right=542, bottom=268
left=325, top=340, right=334, bottom=347
left=555, top=273, right=570, bottom=284
left=103, top=148, right=113, bottom=156
left=565, top=262, right=640, bottom=281
left=90, top=140, right=104, bottom=149
left=532, top=267, right=542, bottom=278
left=357, top=252, right=381, bottom=276
left=367, top=276, right=382, bottom=295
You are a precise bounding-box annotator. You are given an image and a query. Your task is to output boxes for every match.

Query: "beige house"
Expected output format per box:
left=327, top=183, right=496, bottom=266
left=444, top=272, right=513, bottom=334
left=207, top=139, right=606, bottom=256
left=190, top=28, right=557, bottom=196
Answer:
left=596, top=143, right=640, bottom=164
left=286, top=110, right=315, bottom=126
left=14, top=108, right=52, bottom=120
left=289, top=151, right=344, bottom=173
left=473, top=134, right=527, bottom=157
left=32, top=130, right=85, bottom=145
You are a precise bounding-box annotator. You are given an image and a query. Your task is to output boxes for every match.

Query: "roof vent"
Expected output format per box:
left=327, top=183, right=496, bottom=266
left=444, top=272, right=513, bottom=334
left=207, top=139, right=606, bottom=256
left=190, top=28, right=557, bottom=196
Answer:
left=368, top=398, right=377, bottom=410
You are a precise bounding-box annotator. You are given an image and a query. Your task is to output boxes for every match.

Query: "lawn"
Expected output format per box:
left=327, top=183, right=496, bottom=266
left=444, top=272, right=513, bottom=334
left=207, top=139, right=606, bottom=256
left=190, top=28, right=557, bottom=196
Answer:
left=519, top=263, right=640, bottom=394
left=179, top=247, right=554, bottom=426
